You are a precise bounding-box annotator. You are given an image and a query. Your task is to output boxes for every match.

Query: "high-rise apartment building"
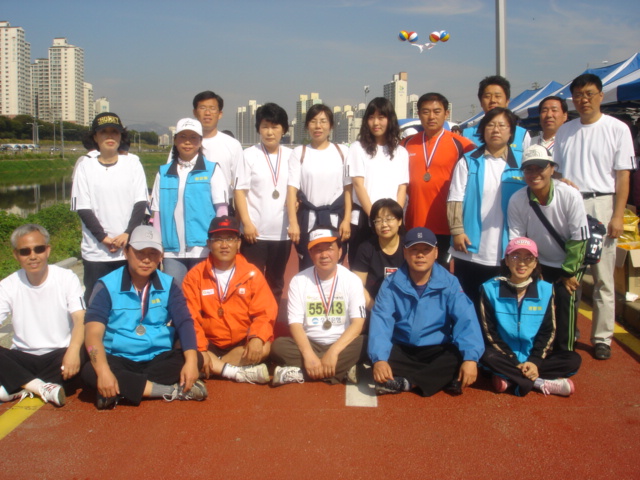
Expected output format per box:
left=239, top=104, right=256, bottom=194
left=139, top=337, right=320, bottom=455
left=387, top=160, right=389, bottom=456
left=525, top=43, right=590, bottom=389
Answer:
left=84, top=82, right=94, bottom=125
left=406, top=94, right=419, bottom=119
left=0, top=21, right=32, bottom=116
left=31, top=58, right=49, bottom=121
left=383, top=72, right=408, bottom=119
left=294, top=93, right=321, bottom=145
left=48, top=38, right=85, bottom=124
left=236, top=100, right=261, bottom=145
left=94, top=96, right=110, bottom=115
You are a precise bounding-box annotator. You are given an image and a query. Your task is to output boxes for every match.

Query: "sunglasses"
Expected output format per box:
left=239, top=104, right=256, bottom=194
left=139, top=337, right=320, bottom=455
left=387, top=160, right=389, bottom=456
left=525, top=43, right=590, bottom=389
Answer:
left=17, top=245, right=47, bottom=256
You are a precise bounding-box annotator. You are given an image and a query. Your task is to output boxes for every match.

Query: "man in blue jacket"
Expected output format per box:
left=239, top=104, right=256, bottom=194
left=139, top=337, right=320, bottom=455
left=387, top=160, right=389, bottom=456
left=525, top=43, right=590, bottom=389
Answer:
left=368, top=227, right=484, bottom=396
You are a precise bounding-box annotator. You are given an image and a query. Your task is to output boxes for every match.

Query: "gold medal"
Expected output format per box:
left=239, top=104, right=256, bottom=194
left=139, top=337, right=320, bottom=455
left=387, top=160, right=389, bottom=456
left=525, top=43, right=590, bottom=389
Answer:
left=423, top=172, right=431, bottom=182
left=272, top=190, right=279, bottom=199
left=323, top=320, right=332, bottom=330
left=218, top=307, right=224, bottom=317
left=135, top=324, right=146, bottom=336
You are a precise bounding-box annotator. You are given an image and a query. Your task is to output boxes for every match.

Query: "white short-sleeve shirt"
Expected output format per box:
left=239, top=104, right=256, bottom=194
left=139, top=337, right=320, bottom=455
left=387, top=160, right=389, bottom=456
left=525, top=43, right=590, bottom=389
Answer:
left=287, top=264, right=366, bottom=345
left=0, top=265, right=85, bottom=355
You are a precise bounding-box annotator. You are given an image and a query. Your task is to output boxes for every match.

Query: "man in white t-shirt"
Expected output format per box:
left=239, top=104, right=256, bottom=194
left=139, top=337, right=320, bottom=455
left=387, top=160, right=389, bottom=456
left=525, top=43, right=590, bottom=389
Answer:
left=192, top=91, right=244, bottom=208
left=553, top=73, right=636, bottom=360
left=530, top=96, right=568, bottom=154
left=270, top=228, right=367, bottom=385
left=0, top=224, right=85, bottom=407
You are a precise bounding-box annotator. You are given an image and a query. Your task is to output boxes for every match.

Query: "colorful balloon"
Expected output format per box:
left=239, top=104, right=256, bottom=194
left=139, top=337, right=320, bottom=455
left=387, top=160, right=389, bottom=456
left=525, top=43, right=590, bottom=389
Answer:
left=429, top=31, right=440, bottom=43
left=440, top=30, right=450, bottom=42
left=408, top=31, right=419, bottom=43
left=398, top=30, right=409, bottom=41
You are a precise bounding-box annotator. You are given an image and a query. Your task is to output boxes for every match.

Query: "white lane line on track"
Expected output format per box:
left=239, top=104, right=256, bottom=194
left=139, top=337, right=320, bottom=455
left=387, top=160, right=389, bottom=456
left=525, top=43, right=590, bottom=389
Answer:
left=346, top=364, right=378, bottom=407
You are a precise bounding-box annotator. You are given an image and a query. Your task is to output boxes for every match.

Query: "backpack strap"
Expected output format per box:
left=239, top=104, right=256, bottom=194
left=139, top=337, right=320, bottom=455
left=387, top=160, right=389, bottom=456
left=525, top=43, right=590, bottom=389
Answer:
left=299, top=145, right=306, bottom=164
left=527, top=187, right=565, bottom=250
left=332, top=143, right=345, bottom=163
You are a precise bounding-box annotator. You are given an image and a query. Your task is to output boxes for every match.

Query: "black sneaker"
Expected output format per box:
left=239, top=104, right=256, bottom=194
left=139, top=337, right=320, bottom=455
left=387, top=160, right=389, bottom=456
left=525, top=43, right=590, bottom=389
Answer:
left=594, top=343, right=611, bottom=360
left=375, top=377, right=410, bottom=395
left=96, top=394, right=119, bottom=410
left=444, top=379, right=463, bottom=396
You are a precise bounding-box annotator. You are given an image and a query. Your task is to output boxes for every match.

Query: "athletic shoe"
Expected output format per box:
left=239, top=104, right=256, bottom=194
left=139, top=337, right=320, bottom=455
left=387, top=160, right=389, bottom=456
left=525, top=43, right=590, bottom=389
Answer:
left=594, top=343, right=611, bottom=360
left=346, top=364, right=358, bottom=384
left=272, top=366, right=304, bottom=386
left=235, top=364, right=270, bottom=384
left=0, top=387, right=27, bottom=403
left=96, top=395, right=120, bottom=410
left=492, top=375, right=511, bottom=393
left=38, top=383, right=66, bottom=407
left=375, top=377, right=410, bottom=395
left=539, top=378, right=575, bottom=397
left=164, top=380, right=208, bottom=402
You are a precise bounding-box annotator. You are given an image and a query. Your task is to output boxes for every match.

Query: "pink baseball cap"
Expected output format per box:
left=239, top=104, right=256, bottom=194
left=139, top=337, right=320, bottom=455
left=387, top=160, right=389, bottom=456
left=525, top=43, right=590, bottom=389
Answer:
left=505, top=237, right=538, bottom=258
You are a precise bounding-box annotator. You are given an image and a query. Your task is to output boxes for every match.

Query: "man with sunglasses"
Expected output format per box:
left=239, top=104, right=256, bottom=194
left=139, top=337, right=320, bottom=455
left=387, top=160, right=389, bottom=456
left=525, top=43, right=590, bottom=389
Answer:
left=553, top=73, right=636, bottom=360
left=0, top=224, right=85, bottom=407
left=182, top=216, right=277, bottom=384
left=508, top=145, right=589, bottom=352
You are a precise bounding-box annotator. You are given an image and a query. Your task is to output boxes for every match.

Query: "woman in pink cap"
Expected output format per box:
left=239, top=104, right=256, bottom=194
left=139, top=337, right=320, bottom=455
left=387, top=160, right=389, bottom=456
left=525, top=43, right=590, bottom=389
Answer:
left=478, top=237, right=581, bottom=397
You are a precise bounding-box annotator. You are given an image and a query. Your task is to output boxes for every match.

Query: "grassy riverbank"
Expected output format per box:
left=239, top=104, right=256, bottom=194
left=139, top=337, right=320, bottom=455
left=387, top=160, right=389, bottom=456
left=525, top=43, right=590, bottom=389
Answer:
left=0, top=153, right=168, bottom=188
left=0, top=203, right=82, bottom=279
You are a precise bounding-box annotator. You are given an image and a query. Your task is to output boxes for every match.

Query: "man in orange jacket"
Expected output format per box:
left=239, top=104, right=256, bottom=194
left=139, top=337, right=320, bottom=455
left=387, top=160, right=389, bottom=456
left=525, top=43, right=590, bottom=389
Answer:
left=183, top=216, right=278, bottom=384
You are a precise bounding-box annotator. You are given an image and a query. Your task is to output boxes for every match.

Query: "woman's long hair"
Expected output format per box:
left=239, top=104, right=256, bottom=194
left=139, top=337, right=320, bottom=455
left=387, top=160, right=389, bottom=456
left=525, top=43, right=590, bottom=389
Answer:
left=358, top=97, right=401, bottom=159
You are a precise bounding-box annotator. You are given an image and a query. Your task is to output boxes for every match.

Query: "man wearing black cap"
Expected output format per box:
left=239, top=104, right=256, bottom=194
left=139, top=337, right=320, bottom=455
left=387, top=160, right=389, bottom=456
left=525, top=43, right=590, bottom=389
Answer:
left=368, top=227, right=484, bottom=396
left=82, top=225, right=206, bottom=409
left=508, top=145, right=589, bottom=352
left=182, top=216, right=278, bottom=384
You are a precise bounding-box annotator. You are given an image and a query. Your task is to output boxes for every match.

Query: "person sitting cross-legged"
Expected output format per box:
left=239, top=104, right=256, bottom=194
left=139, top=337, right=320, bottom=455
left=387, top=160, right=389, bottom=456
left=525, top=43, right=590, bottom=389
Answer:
left=82, top=225, right=207, bottom=409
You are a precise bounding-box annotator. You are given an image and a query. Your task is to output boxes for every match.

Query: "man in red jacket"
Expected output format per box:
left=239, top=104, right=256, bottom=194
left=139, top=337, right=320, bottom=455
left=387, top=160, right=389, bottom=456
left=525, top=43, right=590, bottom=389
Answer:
left=183, top=216, right=278, bottom=384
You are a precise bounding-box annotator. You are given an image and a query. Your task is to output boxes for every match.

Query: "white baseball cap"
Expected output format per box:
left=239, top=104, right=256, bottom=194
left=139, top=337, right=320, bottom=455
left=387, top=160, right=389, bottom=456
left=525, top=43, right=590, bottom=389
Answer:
left=175, top=118, right=203, bottom=137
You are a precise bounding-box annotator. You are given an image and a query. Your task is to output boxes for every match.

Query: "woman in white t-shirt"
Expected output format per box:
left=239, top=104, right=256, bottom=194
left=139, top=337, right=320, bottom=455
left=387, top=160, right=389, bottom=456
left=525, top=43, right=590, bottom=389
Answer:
left=346, top=97, right=409, bottom=265
left=235, top=103, right=292, bottom=303
left=286, top=104, right=351, bottom=270
left=446, top=107, right=526, bottom=308
left=150, top=118, right=228, bottom=285
left=71, top=112, right=149, bottom=303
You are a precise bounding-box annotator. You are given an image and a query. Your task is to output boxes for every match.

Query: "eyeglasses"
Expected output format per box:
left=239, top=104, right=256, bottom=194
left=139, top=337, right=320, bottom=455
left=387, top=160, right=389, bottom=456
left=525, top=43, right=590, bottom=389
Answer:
left=486, top=123, right=510, bottom=131
left=507, top=254, right=536, bottom=265
left=197, top=106, right=220, bottom=113
left=372, top=216, right=398, bottom=226
left=572, top=91, right=600, bottom=101
left=308, top=119, right=330, bottom=127
left=209, top=236, right=238, bottom=244
left=17, top=245, right=47, bottom=256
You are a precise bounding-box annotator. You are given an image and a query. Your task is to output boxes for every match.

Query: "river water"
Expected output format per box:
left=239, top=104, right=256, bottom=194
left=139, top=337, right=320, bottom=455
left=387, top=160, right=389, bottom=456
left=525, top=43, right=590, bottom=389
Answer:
left=0, top=177, right=72, bottom=217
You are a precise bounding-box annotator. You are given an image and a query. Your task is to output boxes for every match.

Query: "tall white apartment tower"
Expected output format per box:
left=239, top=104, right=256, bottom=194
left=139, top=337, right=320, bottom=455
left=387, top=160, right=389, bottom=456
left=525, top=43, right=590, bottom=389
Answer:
left=84, top=82, right=94, bottom=125
left=31, top=58, right=50, bottom=121
left=294, top=93, right=322, bottom=145
left=236, top=100, right=261, bottom=145
left=383, top=72, right=407, bottom=120
left=0, top=21, right=32, bottom=116
left=94, top=96, right=110, bottom=115
left=48, top=38, right=85, bottom=124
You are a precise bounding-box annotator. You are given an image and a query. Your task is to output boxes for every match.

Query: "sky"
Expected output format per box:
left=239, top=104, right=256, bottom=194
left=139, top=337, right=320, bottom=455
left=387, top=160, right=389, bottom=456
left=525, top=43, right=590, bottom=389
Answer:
left=4, top=0, right=640, bottom=132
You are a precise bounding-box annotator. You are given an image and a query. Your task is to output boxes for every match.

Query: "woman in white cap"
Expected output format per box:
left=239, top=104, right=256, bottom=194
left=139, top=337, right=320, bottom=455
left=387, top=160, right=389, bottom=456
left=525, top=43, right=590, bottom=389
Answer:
left=72, top=112, right=149, bottom=302
left=235, top=103, right=292, bottom=304
left=479, top=237, right=581, bottom=397
left=151, top=118, right=229, bottom=285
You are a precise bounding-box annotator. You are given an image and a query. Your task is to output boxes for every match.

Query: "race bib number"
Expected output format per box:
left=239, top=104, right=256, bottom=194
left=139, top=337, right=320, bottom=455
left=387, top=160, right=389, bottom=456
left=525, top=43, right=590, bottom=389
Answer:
left=305, top=300, right=346, bottom=327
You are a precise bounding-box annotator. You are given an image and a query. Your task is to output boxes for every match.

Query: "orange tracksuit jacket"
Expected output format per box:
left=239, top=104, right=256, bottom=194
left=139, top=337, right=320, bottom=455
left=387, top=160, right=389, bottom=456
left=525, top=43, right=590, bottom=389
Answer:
left=182, top=254, right=277, bottom=351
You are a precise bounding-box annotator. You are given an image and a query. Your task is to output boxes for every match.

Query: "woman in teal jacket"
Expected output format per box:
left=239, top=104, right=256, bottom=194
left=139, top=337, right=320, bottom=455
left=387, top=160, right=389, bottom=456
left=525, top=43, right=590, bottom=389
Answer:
left=479, top=237, right=581, bottom=397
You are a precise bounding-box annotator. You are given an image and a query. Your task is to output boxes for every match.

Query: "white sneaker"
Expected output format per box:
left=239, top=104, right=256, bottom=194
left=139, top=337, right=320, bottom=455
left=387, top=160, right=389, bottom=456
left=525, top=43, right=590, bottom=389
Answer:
left=0, top=386, right=28, bottom=403
left=235, top=364, right=270, bottom=384
left=346, top=364, right=358, bottom=384
left=38, top=383, right=66, bottom=407
left=272, top=366, right=304, bottom=386
left=540, top=378, right=575, bottom=397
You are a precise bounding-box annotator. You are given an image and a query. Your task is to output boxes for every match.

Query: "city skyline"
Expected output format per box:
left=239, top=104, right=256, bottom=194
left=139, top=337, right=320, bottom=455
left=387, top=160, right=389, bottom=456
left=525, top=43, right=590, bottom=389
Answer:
left=1, top=0, right=639, bottom=135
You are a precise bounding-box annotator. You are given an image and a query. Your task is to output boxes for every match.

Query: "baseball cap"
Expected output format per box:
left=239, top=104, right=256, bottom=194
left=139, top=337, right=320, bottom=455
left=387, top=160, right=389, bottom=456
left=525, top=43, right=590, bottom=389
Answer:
left=308, top=228, right=338, bottom=249
left=505, top=237, right=538, bottom=258
left=175, top=118, right=203, bottom=137
left=92, top=112, right=125, bottom=133
left=128, top=225, right=163, bottom=253
left=521, top=144, right=557, bottom=169
left=404, top=227, right=437, bottom=248
left=208, top=216, right=240, bottom=236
